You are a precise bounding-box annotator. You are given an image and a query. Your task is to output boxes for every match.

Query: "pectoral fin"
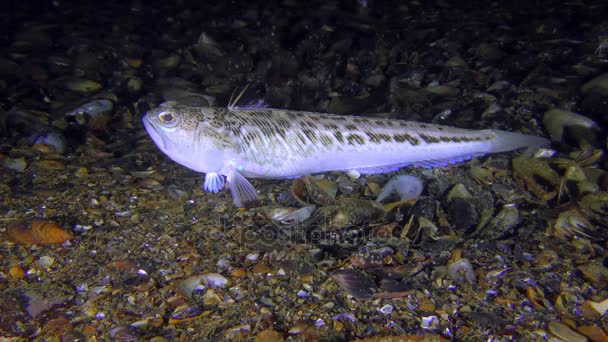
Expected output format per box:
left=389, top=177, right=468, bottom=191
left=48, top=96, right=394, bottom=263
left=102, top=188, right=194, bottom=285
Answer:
left=203, top=172, right=225, bottom=193
left=226, top=167, right=257, bottom=207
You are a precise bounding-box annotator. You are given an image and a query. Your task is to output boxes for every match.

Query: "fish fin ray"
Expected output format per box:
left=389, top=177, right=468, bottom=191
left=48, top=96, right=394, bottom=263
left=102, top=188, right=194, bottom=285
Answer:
left=227, top=168, right=257, bottom=207
left=203, top=172, right=225, bottom=193
left=485, top=129, right=550, bottom=155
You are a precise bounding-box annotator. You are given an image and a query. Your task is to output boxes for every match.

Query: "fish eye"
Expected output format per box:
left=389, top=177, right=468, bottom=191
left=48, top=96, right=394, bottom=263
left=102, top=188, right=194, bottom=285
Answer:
left=157, top=111, right=178, bottom=126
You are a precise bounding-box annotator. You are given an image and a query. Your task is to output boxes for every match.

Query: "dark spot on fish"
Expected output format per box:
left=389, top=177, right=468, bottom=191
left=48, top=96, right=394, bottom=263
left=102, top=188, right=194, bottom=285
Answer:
left=375, top=120, right=386, bottom=127
left=344, top=124, right=357, bottom=131
left=393, top=133, right=420, bottom=145
left=332, top=116, right=348, bottom=121
left=398, top=122, right=408, bottom=128
left=420, top=133, right=440, bottom=144
left=379, top=133, right=392, bottom=142
left=296, top=132, right=307, bottom=145
left=249, top=111, right=271, bottom=119
left=276, top=118, right=291, bottom=128
left=302, top=120, right=318, bottom=129
left=319, top=133, right=334, bottom=148
left=334, top=131, right=345, bottom=143
left=244, top=131, right=259, bottom=143
left=353, top=118, right=371, bottom=124
left=366, top=131, right=380, bottom=144
left=302, top=129, right=318, bottom=143
left=208, top=119, right=224, bottom=129
left=365, top=132, right=393, bottom=144
left=346, top=133, right=365, bottom=145
left=275, top=128, right=287, bottom=140
left=324, top=123, right=339, bottom=130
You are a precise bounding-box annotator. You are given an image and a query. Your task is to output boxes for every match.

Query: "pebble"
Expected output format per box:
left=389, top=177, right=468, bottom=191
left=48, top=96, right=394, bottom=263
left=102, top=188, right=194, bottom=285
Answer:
left=581, top=72, right=608, bottom=96
left=447, top=258, right=476, bottom=284
left=543, top=108, right=599, bottom=143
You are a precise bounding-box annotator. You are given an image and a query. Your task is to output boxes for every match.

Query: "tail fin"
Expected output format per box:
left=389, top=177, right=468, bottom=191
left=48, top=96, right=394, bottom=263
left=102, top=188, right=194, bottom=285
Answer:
left=484, top=129, right=550, bottom=155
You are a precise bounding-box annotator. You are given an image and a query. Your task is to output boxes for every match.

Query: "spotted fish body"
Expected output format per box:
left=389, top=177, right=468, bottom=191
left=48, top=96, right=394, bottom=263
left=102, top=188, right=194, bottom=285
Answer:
left=142, top=103, right=549, bottom=206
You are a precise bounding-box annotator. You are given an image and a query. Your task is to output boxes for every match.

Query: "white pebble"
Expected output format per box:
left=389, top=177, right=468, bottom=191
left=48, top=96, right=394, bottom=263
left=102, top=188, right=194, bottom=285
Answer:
left=376, top=175, right=424, bottom=202
left=379, top=304, right=393, bottom=315
left=35, top=256, right=55, bottom=269
left=200, top=273, right=229, bottom=288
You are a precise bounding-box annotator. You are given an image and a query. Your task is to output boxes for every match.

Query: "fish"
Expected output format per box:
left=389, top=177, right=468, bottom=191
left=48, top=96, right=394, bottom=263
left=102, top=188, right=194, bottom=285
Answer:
left=142, top=102, right=549, bottom=207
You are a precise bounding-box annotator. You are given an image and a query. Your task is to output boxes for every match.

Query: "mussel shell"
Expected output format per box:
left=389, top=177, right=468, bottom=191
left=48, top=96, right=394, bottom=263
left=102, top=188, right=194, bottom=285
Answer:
left=317, top=198, right=385, bottom=230
left=291, top=176, right=338, bottom=205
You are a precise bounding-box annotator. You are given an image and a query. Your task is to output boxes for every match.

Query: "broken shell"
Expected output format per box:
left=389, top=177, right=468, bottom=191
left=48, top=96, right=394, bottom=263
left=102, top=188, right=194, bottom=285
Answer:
left=446, top=183, right=478, bottom=231
left=576, top=325, right=608, bottom=342
left=446, top=183, right=473, bottom=202
left=317, top=199, right=385, bottom=229
left=581, top=72, right=608, bottom=96
left=29, top=128, right=67, bottom=154
left=260, top=205, right=316, bottom=224
left=577, top=261, right=608, bottom=289
left=375, top=175, right=424, bottom=203
left=291, top=176, right=338, bottom=205
left=35, top=256, right=55, bottom=269
left=332, top=269, right=377, bottom=299
left=350, top=249, right=387, bottom=269
left=581, top=297, right=608, bottom=316
left=60, top=77, right=102, bottom=94
left=65, top=99, right=114, bottom=130
left=543, top=108, right=599, bottom=143
left=6, top=220, right=74, bottom=245
left=175, top=273, right=230, bottom=299
left=169, top=306, right=205, bottom=324
left=552, top=209, right=591, bottom=239
left=2, top=156, right=27, bottom=172
left=512, top=156, right=561, bottom=201
left=447, top=258, right=476, bottom=284
left=547, top=321, right=587, bottom=342
left=476, top=205, right=519, bottom=239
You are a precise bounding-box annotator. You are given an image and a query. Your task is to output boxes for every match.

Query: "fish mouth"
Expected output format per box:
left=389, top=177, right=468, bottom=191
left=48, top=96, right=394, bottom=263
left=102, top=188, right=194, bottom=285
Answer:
left=142, top=114, right=169, bottom=151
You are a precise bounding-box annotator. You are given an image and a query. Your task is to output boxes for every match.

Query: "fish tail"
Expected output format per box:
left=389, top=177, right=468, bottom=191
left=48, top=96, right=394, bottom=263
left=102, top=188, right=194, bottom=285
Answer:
left=485, top=129, right=550, bottom=155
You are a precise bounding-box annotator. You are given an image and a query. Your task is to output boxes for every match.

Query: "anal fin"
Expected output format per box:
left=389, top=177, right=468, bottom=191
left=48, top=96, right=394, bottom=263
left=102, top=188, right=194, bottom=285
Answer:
left=411, top=153, right=482, bottom=168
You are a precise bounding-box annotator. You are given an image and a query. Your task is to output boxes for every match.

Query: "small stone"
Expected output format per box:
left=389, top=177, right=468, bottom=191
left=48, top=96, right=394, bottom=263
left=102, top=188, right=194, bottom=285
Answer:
left=9, top=265, right=25, bottom=279
left=543, top=108, right=598, bottom=143
left=581, top=72, right=608, bottom=96
left=35, top=256, right=55, bottom=269
left=447, top=258, right=476, bottom=284
left=3, top=157, right=27, bottom=172
left=445, top=55, right=468, bottom=68
left=446, top=184, right=478, bottom=231
left=378, top=304, right=393, bottom=315
left=577, top=261, right=608, bottom=289
left=252, top=263, right=271, bottom=274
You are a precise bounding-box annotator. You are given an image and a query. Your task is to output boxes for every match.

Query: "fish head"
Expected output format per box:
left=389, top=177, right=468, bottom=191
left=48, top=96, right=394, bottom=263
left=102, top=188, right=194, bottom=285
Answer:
left=142, top=103, right=233, bottom=173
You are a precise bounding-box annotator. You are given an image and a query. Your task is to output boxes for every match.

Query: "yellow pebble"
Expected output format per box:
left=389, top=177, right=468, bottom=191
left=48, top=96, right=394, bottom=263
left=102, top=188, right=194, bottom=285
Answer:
left=9, top=265, right=25, bottom=279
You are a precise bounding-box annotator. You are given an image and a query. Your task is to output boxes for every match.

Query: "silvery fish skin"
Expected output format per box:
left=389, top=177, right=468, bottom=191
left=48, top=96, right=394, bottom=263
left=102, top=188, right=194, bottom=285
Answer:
left=142, top=102, right=549, bottom=207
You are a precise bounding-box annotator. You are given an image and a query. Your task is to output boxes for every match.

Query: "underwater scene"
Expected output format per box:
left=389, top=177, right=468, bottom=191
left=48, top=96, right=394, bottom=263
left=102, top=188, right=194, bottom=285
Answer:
left=0, top=0, right=607, bottom=340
